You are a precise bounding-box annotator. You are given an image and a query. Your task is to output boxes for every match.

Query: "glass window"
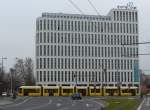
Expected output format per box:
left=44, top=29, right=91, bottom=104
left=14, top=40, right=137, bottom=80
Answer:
left=40, top=71, right=42, bottom=81
left=40, top=20, right=42, bottom=30
left=44, top=71, right=46, bottom=81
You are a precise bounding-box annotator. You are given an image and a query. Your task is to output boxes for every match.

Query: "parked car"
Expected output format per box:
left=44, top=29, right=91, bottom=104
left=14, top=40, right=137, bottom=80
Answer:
left=72, top=93, right=82, bottom=100
left=2, top=92, right=7, bottom=96
left=147, top=93, right=150, bottom=96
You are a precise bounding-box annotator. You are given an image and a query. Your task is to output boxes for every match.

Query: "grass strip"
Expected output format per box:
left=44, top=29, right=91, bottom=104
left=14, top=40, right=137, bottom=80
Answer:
left=96, top=98, right=141, bottom=110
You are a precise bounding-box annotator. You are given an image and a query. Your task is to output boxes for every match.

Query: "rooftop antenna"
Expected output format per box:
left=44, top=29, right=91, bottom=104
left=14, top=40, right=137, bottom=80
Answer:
left=87, top=0, right=100, bottom=15
left=68, top=0, right=84, bottom=14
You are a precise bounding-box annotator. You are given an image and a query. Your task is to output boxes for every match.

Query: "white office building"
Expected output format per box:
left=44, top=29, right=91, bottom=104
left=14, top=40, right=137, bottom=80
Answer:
left=35, top=5, right=140, bottom=96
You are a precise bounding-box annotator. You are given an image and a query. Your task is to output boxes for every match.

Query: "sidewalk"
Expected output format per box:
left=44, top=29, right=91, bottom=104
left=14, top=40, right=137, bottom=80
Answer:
left=0, top=97, right=13, bottom=106
left=0, top=96, right=29, bottom=106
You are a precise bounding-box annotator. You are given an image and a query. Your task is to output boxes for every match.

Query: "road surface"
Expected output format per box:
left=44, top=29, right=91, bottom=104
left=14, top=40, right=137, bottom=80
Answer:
left=0, top=97, right=103, bottom=110
left=138, top=97, right=150, bottom=110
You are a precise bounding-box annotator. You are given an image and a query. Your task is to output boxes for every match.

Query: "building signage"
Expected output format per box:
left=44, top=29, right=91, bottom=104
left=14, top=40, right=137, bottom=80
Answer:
left=117, top=2, right=136, bottom=9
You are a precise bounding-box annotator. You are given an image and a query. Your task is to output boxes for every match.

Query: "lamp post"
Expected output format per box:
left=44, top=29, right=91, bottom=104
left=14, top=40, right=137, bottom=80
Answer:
left=73, top=72, right=77, bottom=94
left=10, top=68, right=16, bottom=95
left=1, top=57, right=7, bottom=76
left=94, top=75, right=96, bottom=96
left=102, top=68, right=106, bottom=96
left=116, top=59, right=121, bottom=96
left=0, top=57, right=7, bottom=95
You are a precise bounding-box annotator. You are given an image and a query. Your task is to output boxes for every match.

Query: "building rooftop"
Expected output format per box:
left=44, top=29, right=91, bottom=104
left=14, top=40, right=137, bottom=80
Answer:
left=41, top=12, right=111, bottom=21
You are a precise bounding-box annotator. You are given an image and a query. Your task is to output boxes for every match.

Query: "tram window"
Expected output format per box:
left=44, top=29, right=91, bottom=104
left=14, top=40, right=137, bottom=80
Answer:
left=122, top=90, right=128, bottom=93
left=96, top=89, right=100, bottom=93
left=106, top=89, right=111, bottom=93
left=46, top=89, right=51, bottom=93
left=106, top=90, right=108, bottom=93
left=35, top=89, right=40, bottom=93
left=63, top=89, right=73, bottom=93
left=53, top=89, right=58, bottom=93
left=25, top=89, right=40, bottom=93
left=91, top=89, right=95, bottom=93
left=91, top=89, right=100, bottom=93
left=44, top=89, right=48, bottom=93
left=63, top=89, right=68, bottom=93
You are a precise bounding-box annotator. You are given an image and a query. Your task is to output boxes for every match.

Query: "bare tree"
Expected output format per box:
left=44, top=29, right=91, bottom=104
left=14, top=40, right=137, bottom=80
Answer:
left=12, top=58, right=35, bottom=86
left=15, top=59, right=25, bottom=79
left=24, top=58, right=35, bottom=85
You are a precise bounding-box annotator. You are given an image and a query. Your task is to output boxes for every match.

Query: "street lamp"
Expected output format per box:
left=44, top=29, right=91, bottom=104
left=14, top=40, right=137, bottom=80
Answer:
left=0, top=57, right=7, bottom=86
left=116, top=59, right=121, bottom=96
left=10, top=68, right=16, bottom=95
left=102, top=68, right=107, bottom=96
left=0, top=57, right=7, bottom=75
left=73, top=72, right=77, bottom=93
left=0, top=57, right=7, bottom=96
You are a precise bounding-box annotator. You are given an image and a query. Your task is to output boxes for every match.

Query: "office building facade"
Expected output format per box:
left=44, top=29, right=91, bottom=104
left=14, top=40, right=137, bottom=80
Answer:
left=35, top=5, right=140, bottom=96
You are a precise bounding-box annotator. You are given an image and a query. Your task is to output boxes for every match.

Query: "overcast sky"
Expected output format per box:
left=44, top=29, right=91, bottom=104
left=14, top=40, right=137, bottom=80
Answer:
left=0, top=0, right=150, bottom=74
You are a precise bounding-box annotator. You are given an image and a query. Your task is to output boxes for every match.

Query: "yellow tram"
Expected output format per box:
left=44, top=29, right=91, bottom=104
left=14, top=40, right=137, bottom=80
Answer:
left=18, top=86, right=41, bottom=96
left=17, top=86, right=139, bottom=96
left=43, top=86, right=59, bottom=96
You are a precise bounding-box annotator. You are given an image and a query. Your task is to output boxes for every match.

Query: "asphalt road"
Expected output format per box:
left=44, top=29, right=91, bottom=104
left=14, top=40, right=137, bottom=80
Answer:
left=0, top=97, right=102, bottom=110
left=138, top=97, right=150, bottom=110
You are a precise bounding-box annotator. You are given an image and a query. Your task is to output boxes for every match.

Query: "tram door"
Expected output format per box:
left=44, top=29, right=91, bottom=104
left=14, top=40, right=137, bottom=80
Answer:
left=24, top=89, right=29, bottom=96
left=78, top=89, right=87, bottom=96
left=41, top=87, right=43, bottom=96
left=48, top=89, right=54, bottom=96
left=106, top=89, right=114, bottom=96
left=82, top=89, right=86, bottom=96
left=130, top=89, right=136, bottom=96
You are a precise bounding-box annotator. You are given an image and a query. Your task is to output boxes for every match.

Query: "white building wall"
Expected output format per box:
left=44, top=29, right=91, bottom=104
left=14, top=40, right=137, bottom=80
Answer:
left=35, top=7, right=139, bottom=87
